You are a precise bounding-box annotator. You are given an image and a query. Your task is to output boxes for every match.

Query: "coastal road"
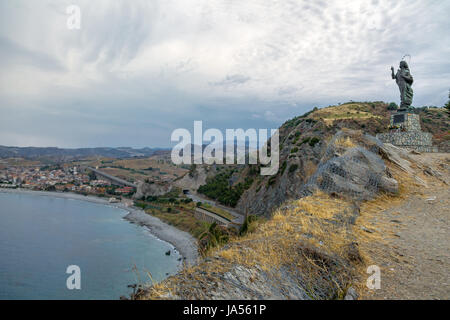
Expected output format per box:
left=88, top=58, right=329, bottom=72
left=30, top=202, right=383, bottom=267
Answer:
left=187, top=193, right=245, bottom=225
left=85, top=166, right=137, bottom=188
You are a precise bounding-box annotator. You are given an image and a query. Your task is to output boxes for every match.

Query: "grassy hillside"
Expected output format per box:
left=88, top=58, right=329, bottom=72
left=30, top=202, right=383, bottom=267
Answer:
left=191, top=101, right=447, bottom=218
left=138, top=129, right=442, bottom=300
left=419, top=107, right=450, bottom=152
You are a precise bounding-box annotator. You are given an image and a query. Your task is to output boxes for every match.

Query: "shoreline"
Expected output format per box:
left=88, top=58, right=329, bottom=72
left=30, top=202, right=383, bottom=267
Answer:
left=0, top=188, right=199, bottom=267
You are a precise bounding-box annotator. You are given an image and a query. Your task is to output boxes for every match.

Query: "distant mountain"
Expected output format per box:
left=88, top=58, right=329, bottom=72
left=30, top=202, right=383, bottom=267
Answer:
left=0, top=146, right=170, bottom=161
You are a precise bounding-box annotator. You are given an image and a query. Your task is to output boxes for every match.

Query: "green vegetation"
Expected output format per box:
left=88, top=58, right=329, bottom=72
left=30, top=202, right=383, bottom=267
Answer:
left=199, top=222, right=233, bottom=255
left=387, top=102, right=398, bottom=110
left=148, top=209, right=211, bottom=239
left=189, top=164, right=197, bottom=177
left=267, top=176, right=277, bottom=187
left=309, top=137, right=320, bottom=147
left=298, top=136, right=320, bottom=147
left=445, top=89, right=450, bottom=111
left=200, top=203, right=234, bottom=221
left=239, top=215, right=261, bottom=236
left=280, top=161, right=287, bottom=175
left=289, top=164, right=299, bottom=173
left=197, top=170, right=254, bottom=207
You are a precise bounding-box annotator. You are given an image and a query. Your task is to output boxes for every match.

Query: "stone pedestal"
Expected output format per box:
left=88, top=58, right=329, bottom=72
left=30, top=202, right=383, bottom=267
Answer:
left=376, top=110, right=437, bottom=152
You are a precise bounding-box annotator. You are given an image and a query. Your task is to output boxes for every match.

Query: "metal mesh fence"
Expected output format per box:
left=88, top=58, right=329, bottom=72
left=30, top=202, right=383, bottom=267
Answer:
left=300, top=132, right=390, bottom=201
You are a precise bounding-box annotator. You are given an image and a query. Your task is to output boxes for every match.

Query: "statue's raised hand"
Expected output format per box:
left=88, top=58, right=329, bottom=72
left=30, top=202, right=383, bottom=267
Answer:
left=391, top=66, right=394, bottom=71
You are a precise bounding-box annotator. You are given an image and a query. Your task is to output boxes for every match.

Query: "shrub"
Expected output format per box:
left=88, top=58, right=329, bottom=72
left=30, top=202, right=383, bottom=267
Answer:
left=289, top=164, right=299, bottom=173
left=267, top=176, right=277, bottom=187
left=239, top=215, right=259, bottom=236
left=309, top=137, right=320, bottom=147
left=280, top=161, right=287, bottom=175
left=197, top=170, right=254, bottom=207
left=199, top=223, right=231, bottom=255
left=387, top=102, right=398, bottom=110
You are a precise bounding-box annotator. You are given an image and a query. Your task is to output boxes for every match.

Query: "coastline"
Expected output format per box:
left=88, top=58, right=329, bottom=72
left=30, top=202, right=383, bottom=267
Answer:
left=0, top=188, right=198, bottom=267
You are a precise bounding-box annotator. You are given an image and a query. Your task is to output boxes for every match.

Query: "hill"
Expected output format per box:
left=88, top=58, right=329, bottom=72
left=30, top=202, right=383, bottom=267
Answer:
left=0, top=146, right=169, bottom=162
left=180, top=102, right=448, bottom=218
left=137, top=128, right=449, bottom=300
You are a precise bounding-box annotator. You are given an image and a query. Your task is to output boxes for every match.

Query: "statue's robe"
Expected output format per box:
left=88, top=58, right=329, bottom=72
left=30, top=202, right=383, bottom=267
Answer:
left=394, top=68, right=414, bottom=108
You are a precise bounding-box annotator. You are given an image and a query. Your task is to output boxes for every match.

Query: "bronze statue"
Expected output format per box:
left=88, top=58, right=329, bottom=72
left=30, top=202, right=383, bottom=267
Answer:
left=391, top=61, right=414, bottom=110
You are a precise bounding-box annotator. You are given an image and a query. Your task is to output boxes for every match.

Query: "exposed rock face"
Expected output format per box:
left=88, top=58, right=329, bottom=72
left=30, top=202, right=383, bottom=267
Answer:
left=138, top=106, right=441, bottom=301
left=236, top=119, right=326, bottom=217
left=182, top=102, right=443, bottom=217
left=302, top=131, right=399, bottom=200
left=133, top=181, right=172, bottom=200
left=174, top=165, right=215, bottom=191
left=155, top=263, right=312, bottom=300
left=237, top=127, right=398, bottom=217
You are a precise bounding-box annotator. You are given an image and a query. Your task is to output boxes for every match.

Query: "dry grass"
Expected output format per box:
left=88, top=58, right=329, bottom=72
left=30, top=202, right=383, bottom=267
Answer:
left=141, top=190, right=364, bottom=299
left=350, top=162, right=426, bottom=294
left=148, top=209, right=211, bottom=239
left=140, top=155, right=428, bottom=300
left=335, top=137, right=356, bottom=148
left=200, top=203, right=235, bottom=221
left=310, top=103, right=382, bottom=126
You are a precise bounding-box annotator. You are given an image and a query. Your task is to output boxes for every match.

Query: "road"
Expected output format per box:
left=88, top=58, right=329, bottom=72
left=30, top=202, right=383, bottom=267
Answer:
left=187, top=192, right=245, bottom=225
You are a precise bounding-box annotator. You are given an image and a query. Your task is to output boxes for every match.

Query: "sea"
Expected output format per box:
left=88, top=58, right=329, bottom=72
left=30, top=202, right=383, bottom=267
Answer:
left=0, top=192, right=181, bottom=299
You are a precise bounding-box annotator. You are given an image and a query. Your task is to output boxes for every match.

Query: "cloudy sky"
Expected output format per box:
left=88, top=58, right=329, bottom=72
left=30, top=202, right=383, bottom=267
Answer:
left=0, top=0, right=449, bottom=148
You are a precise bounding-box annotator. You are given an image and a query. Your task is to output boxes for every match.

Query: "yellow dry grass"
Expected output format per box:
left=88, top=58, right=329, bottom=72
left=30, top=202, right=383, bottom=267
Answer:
left=335, top=137, right=356, bottom=148
left=142, top=190, right=363, bottom=299
left=310, top=103, right=382, bottom=125
left=141, top=156, right=428, bottom=300
left=350, top=163, right=426, bottom=294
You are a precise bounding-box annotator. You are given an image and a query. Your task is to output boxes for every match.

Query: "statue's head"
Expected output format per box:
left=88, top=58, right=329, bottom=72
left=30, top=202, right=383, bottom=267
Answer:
left=400, top=61, right=409, bottom=69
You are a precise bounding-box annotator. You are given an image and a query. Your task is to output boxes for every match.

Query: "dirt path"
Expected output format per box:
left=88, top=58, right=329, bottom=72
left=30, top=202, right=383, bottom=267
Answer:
left=363, top=153, right=450, bottom=300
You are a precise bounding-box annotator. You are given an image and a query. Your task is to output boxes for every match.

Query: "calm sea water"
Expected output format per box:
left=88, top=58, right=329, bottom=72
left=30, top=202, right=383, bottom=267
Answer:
left=0, top=192, right=181, bottom=300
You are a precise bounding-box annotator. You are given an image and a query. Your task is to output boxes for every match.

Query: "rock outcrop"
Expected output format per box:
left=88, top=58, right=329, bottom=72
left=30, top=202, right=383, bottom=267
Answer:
left=174, top=165, right=215, bottom=191
left=301, top=130, right=399, bottom=200
left=133, top=181, right=172, bottom=200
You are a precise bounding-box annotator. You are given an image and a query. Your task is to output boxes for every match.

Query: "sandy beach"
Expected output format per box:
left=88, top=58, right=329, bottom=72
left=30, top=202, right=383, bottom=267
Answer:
left=0, top=188, right=198, bottom=266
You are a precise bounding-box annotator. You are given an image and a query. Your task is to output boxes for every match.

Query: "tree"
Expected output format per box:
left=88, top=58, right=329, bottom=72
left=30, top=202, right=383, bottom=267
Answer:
left=199, top=223, right=230, bottom=254
left=387, top=102, right=398, bottom=111
left=445, top=89, right=450, bottom=111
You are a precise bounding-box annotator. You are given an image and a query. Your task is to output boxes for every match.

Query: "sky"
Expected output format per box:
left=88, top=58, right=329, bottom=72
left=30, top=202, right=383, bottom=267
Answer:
left=0, top=0, right=449, bottom=148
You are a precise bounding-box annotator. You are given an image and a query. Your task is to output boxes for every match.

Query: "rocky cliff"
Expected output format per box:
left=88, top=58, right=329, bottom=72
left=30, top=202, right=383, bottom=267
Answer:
left=137, top=129, right=421, bottom=300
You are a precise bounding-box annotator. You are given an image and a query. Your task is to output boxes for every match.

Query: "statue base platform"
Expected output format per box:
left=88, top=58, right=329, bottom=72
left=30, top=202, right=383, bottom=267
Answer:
left=376, top=110, right=438, bottom=153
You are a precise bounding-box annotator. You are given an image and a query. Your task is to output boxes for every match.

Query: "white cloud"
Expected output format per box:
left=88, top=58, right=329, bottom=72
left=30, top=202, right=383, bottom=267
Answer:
left=0, top=0, right=449, bottom=147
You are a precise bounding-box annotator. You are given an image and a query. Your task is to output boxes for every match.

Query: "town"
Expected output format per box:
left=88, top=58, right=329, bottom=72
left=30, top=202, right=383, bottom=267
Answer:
left=0, top=165, right=135, bottom=198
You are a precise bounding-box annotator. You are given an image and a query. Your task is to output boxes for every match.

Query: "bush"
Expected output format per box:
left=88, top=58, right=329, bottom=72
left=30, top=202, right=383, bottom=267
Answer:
left=199, top=223, right=231, bottom=255
left=135, top=202, right=147, bottom=210
left=290, top=147, right=299, bottom=154
left=289, top=164, right=299, bottom=173
left=299, top=137, right=310, bottom=145
left=197, top=170, right=253, bottom=207
left=387, top=102, right=398, bottom=110
left=239, top=215, right=259, bottom=236
left=309, top=137, right=320, bottom=147
left=267, top=176, right=277, bottom=187
left=280, top=161, right=287, bottom=175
